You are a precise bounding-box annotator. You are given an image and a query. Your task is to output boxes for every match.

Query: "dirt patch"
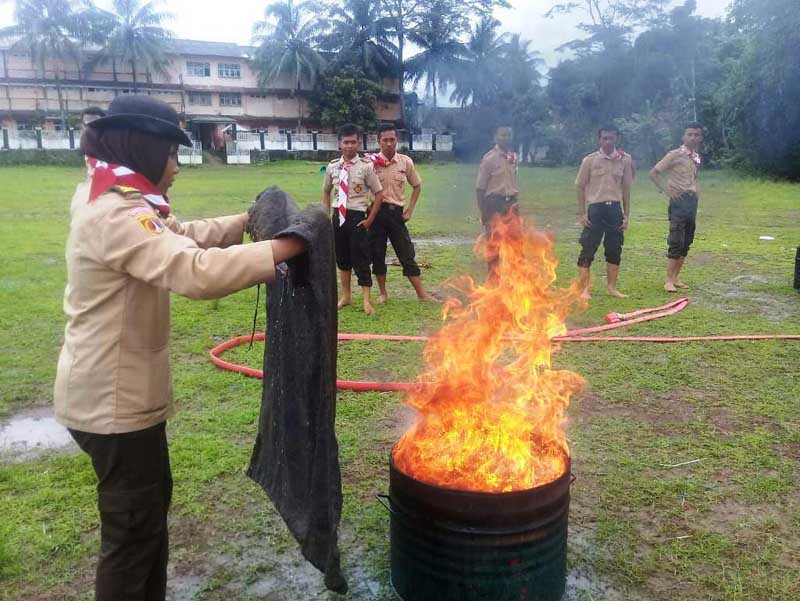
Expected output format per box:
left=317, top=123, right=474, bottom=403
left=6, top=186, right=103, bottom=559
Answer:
left=0, top=406, right=79, bottom=463
left=575, top=391, right=697, bottom=434
left=700, top=275, right=795, bottom=322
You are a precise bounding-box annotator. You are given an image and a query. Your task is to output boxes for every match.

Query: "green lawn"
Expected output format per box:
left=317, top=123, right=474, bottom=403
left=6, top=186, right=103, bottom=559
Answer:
left=0, top=161, right=798, bottom=600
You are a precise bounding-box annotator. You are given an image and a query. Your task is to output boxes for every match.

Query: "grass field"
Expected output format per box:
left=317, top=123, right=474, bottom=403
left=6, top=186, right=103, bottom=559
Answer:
left=0, top=161, right=798, bottom=600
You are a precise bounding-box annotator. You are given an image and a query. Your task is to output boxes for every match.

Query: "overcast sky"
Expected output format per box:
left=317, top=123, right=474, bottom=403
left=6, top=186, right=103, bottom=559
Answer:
left=0, top=0, right=730, bottom=67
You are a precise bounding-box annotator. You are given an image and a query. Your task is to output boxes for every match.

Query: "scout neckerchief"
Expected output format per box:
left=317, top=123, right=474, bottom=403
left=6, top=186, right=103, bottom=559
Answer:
left=366, top=152, right=392, bottom=168
left=599, top=147, right=624, bottom=161
left=680, top=145, right=702, bottom=166
left=86, top=157, right=171, bottom=217
left=333, top=156, right=356, bottom=226
left=497, top=145, right=518, bottom=167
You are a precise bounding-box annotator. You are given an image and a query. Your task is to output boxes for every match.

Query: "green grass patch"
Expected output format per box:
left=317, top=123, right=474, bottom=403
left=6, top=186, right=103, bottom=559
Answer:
left=0, top=162, right=798, bottom=600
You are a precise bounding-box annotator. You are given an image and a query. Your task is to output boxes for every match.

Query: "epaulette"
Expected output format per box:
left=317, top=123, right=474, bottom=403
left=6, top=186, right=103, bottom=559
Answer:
left=110, top=185, right=143, bottom=198
left=359, top=156, right=372, bottom=164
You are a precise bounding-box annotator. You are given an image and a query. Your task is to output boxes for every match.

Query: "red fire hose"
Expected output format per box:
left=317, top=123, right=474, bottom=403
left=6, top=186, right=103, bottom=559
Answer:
left=209, top=297, right=800, bottom=392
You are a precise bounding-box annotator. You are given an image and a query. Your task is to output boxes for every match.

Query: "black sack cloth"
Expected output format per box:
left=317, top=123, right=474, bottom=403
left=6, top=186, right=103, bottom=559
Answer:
left=245, top=185, right=347, bottom=594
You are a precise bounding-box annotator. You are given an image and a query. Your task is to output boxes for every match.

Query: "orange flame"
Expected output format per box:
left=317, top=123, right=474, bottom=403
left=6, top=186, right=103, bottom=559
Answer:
left=392, top=213, right=585, bottom=493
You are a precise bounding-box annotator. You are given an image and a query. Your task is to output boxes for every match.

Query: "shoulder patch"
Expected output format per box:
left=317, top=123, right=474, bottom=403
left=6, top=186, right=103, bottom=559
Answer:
left=128, top=206, right=155, bottom=218
left=133, top=213, right=165, bottom=235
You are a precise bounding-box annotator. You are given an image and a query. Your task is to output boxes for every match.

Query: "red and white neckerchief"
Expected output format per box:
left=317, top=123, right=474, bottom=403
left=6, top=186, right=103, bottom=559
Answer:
left=86, top=157, right=171, bottom=217
left=600, top=147, right=624, bottom=161
left=680, top=145, right=702, bottom=166
left=366, top=152, right=392, bottom=168
left=497, top=146, right=518, bottom=166
left=333, top=157, right=354, bottom=226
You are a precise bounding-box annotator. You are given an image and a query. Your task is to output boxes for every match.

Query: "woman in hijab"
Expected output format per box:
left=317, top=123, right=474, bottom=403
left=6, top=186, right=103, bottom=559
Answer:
left=55, top=95, right=303, bottom=601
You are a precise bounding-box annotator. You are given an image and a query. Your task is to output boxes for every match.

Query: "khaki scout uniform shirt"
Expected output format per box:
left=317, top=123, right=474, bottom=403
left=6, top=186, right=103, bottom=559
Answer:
left=323, top=155, right=383, bottom=212
left=654, top=149, right=699, bottom=198
left=476, top=145, right=520, bottom=197
left=372, top=153, right=422, bottom=207
left=54, top=183, right=276, bottom=434
left=575, top=151, right=634, bottom=204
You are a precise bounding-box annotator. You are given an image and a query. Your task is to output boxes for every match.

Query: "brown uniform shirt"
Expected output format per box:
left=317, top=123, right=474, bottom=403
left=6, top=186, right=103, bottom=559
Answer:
left=654, top=149, right=699, bottom=197
left=575, top=151, right=634, bottom=204
left=323, top=155, right=383, bottom=212
left=371, top=153, right=422, bottom=207
left=476, top=145, right=519, bottom=197
left=54, top=184, right=276, bottom=434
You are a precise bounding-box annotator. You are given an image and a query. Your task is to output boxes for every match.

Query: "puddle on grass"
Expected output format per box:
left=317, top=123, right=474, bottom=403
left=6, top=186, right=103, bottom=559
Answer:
left=0, top=406, right=78, bottom=462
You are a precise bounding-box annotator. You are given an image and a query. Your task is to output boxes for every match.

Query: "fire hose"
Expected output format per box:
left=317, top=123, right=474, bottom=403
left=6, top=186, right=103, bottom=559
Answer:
left=209, top=297, right=800, bottom=392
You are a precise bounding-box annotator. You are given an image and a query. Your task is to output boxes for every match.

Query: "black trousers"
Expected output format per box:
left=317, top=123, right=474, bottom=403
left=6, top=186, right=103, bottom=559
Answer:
left=69, top=422, right=172, bottom=601
left=333, top=210, right=372, bottom=287
left=668, top=192, right=698, bottom=259
left=370, top=204, right=421, bottom=277
left=479, top=194, right=518, bottom=228
left=577, top=202, right=624, bottom=267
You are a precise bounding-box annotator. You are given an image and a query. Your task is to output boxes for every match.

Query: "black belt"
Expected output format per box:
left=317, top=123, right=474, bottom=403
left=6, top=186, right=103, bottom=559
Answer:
left=598, top=201, right=621, bottom=206
left=332, top=209, right=366, bottom=218
left=487, top=194, right=518, bottom=203
left=382, top=204, right=404, bottom=211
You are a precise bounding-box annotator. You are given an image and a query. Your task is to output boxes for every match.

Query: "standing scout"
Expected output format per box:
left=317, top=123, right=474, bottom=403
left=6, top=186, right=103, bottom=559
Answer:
left=576, top=126, right=634, bottom=299
left=476, top=125, right=520, bottom=230
left=368, top=123, right=436, bottom=303
left=650, top=123, right=704, bottom=292
left=58, top=95, right=306, bottom=601
left=322, top=123, right=385, bottom=315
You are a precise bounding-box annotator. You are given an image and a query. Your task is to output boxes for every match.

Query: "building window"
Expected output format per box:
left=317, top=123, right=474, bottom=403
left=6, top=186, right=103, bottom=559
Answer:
left=187, top=61, right=211, bottom=77
left=17, top=122, right=36, bottom=132
left=219, top=92, right=241, bottom=106
left=188, top=91, right=212, bottom=106
left=218, top=63, right=241, bottom=79
left=250, top=93, right=268, bottom=99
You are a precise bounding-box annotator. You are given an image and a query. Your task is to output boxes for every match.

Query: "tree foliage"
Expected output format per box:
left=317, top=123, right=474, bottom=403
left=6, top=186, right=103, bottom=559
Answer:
left=308, top=65, right=383, bottom=131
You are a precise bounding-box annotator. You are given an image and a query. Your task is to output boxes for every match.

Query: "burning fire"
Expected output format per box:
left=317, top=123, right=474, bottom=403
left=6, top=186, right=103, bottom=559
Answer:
left=392, top=213, right=585, bottom=493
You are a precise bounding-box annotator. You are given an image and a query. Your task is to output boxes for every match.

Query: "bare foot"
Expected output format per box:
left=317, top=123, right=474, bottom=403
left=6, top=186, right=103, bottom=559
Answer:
left=337, top=296, right=351, bottom=309
left=607, top=288, right=628, bottom=298
left=363, top=302, right=375, bottom=316
left=675, top=280, right=689, bottom=289
left=580, top=289, right=592, bottom=301
left=664, top=282, right=678, bottom=293
left=418, top=292, right=443, bottom=303
left=376, top=293, right=388, bottom=305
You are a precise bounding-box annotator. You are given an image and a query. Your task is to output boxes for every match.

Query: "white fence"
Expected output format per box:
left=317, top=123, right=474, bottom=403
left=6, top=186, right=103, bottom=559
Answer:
left=292, top=133, right=314, bottom=151
left=1, top=127, right=455, bottom=158
left=226, top=143, right=252, bottom=164
left=178, top=142, right=203, bottom=165
left=317, top=134, right=339, bottom=151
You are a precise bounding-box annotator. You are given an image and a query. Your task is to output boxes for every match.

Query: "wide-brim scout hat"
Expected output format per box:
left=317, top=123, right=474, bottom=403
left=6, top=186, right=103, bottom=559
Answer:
left=88, top=94, right=192, bottom=147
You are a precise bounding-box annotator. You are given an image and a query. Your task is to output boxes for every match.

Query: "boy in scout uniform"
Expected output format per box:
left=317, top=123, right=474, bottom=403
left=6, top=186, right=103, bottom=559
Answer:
left=576, top=126, right=634, bottom=299
left=476, top=125, right=520, bottom=230
left=649, top=123, right=704, bottom=292
left=368, top=123, right=437, bottom=303
left=322, top=123, right=385, bottom=314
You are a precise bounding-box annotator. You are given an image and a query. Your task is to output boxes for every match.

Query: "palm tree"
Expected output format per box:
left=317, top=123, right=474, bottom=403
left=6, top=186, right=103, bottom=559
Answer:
left=85, top=0, right=174, bottom=93
left=404, top=2, right=466, bottom=108
left=449, top=16, right=506, bottom=108
left=252, top=0, right=326, bottom=130
left=503, top=33, right=544, bottom=96
left=0, top=0, right=88, bottom=130
left=316, top=0, right=398, bottom=82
